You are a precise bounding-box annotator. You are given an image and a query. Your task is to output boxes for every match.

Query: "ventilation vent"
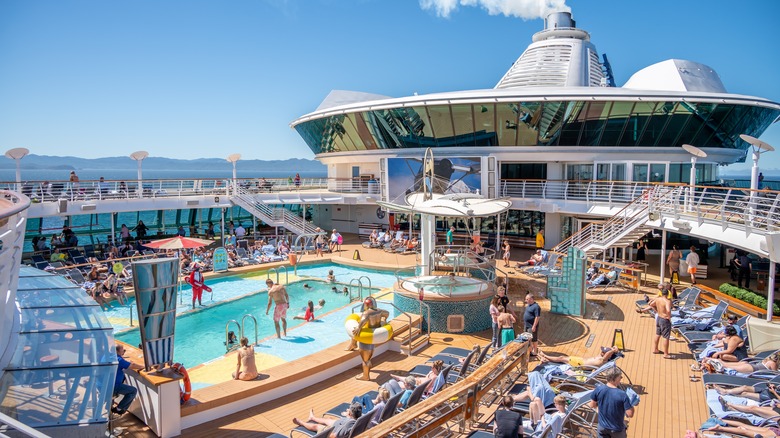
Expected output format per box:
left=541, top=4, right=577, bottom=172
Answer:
left=496, top=44, right=573, bottom=89
left=447, top=315, right=465, bottom=333
left=186, top=200, right=200, bottom=206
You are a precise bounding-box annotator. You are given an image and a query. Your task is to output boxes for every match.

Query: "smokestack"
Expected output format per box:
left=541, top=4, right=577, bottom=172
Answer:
left=544, top=11, right=575, bottom=30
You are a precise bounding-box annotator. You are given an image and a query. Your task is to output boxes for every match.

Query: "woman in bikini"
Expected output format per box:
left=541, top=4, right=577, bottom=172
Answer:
left=232, top=337, right=258, bottom=381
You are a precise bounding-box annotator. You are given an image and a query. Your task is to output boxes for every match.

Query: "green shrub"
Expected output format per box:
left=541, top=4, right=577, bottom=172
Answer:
left=718, top=283, right=780, bottom=315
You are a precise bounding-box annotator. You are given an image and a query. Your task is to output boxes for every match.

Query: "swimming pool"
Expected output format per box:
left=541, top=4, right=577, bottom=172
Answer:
left=399, top=275, right=491, bottom=297
left=114, top=280, right=355, bottom=366
left=289, top=263, right=399, bottom=289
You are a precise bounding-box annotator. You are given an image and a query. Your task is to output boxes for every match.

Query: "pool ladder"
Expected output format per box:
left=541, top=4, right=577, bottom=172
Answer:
left=225, top=314, right=259, bottom=351
left=267, top=266, right=289, bottom=284
left=347, top=275, right=371, bottom=302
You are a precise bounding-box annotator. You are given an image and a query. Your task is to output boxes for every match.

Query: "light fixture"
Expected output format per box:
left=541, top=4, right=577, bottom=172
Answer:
left=5, top=147, right=29, bottom=192
left=226, top=153, right=242, bottom=195
left=129, top=151, right=149, bottom=199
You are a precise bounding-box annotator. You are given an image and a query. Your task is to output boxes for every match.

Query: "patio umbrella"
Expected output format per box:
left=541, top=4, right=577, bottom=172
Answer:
left=143, top=236, right=215, bottom=250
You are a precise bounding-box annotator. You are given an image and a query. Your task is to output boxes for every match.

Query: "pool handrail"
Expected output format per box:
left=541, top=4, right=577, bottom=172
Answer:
left=348, top=278, right=364, bottom=302
left=241, top=314, right=259, bottom=346
left=266, top=267, right=288, bottom=285
left=357, top=276, right=372, bottom=293
left=225, top=320, right=241, bottom=352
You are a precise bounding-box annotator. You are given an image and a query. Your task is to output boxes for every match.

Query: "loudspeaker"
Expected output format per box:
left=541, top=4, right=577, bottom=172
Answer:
left=765, top=232, right=780, bottom=262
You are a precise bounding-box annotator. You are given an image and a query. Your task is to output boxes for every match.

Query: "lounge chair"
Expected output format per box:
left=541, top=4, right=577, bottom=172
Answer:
left=236, top=247, right=258, bottom=265
left=672, top=301, right=729, bottom=330
left=523, top=389, right=593, bottom=437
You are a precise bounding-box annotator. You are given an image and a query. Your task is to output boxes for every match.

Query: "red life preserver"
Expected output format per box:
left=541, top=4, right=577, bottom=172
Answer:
left=171, top=362, right=192, bottom=404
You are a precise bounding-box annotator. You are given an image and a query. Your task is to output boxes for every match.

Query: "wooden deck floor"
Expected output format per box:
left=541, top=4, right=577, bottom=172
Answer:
left=113, top=241, right=731, bottom=437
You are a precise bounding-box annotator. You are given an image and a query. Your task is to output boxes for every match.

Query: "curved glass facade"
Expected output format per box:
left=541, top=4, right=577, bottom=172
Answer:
left=295, top=100, right=779, bottom=154
left=0, top=267, right=115, bottom=432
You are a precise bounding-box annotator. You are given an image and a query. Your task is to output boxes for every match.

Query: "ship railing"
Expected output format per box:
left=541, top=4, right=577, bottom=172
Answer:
left=502, top=179, right=780, bottom=235
left=0, top=176, right=379, bottom=201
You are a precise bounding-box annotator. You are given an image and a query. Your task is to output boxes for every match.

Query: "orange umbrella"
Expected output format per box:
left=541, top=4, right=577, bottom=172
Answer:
left=143, top=236, right=214, bottom=250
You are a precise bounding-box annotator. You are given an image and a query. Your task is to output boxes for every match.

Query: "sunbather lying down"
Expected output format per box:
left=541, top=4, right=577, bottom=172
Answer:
left=538, top=346, right=623, bottom=368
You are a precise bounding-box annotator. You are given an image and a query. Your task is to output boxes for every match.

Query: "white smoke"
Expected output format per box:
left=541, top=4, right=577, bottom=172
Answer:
left=420, top=0, right=570, bottom=19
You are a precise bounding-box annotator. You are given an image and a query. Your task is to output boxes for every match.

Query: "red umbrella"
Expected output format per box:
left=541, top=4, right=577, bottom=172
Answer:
left=143, top=236, right=215, bottom=250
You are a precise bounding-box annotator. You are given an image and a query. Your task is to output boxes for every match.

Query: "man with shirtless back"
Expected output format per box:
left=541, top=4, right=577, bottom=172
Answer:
left=650, top=286, right=673, bottom=359
left=346, top=297, right=390, bottom=380
left=265, top=279, right=289, bottom=339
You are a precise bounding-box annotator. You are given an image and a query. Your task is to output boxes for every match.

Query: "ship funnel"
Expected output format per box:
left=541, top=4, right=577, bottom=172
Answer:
left=545, top=12, right=575, bottom=30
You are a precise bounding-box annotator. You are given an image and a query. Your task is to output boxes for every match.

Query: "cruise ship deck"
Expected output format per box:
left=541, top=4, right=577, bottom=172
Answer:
left=106, top=238, right=743, bottom=438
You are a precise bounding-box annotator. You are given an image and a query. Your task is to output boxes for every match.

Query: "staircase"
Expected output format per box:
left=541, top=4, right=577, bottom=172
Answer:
left=231, top=187, right=318, bottom=236
left=554, top=185, right=680, bottom=258
left=390, top=313, right=429, bottom=355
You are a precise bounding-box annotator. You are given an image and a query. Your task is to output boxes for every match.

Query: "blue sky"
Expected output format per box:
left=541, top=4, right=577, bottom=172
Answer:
left=0, top=0, right=778, bottom=172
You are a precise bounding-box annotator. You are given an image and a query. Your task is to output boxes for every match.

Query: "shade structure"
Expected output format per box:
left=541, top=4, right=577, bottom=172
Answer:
left=143, top=236, right=214, bottom=250
left=377, top=192, right=512, bottom=217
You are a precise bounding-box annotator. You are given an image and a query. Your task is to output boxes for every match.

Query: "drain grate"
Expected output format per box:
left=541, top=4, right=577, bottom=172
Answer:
left=584, top=333, right=596, bottom=348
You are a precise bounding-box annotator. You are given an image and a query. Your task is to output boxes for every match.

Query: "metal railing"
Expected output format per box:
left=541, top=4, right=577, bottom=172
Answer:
left=266, top=266, right=289, bottom=285
left=241, top=314, right=259, bottom=345
left=233, top=187, right=318, bottom=236
left=347, top=278, right=364, bottom=302
left=1, top=176, right=380, bottom=202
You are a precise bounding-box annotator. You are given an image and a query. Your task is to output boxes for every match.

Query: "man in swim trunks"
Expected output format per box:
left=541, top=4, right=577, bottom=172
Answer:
left=346, top=296, right=389, bottom=381
left=537, top=346, right=622, bottom=368
left=650, top=288, right=673, bottom=359
left=265, top=279, right=289, bottom=339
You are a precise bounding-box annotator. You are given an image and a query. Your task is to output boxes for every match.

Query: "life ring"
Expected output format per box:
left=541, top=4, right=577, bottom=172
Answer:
left=171, top=362, right=192, bottom=404
left=344, top=313, right=393, bottom=344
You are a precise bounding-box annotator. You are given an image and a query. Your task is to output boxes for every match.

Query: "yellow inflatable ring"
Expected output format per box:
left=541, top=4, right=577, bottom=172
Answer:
left=344, top=313, right=393, bottom=344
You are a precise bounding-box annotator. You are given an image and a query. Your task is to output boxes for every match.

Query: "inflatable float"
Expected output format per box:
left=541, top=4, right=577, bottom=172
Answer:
left=344, top=313, right=393, bottom=344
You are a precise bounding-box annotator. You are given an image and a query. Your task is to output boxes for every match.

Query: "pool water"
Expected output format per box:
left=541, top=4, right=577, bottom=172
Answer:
left=400, top=275, right=489, bottom=295
left=114, top=280, right=354, bottom=366
left=289, top=263, right=398, bottom=289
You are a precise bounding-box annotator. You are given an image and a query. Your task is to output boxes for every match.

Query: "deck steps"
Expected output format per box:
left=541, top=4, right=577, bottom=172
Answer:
left=390, top=312, right=429, bottom=355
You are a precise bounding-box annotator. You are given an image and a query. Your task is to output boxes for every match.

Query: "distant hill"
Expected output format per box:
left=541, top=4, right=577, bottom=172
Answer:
left=0, top=154, right=326, bottom=172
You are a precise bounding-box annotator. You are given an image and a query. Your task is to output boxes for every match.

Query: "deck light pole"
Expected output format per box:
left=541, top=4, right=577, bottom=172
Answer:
left=682, top=144, right=707, bottom=213
left=4, top=148, right=29, bottom=193
left=130, top=151, right=149, bottom=199
left=226, top=153, right=241, bottom=195
left=741, top=135, right=776, bottom=319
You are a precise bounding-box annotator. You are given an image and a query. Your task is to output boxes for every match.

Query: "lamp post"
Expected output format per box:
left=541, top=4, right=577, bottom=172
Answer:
left=681, top=144, right=707, bottom=213
left=739, top=134, right=774, bottom=223
left=4, top=148, right=29, bottom=192
left=130, top=151, right=149, bottom=199
left=226, top=153, right=241, bottom=195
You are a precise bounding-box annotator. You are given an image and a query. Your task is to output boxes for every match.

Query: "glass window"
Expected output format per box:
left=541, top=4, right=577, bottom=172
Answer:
left=601, top=102, right=633, bottom=146
left=656, top=103, right=692, bottom=146
left=566, top=164, right=593, bottom=181
left=474, top=103, right=496, bottom=144
left=638, top=102, right=675, bottom=146
left=504, top=210, right=545, bottom=237
left=620, top=102, right=659, bottom=146
left=650, top=163, right=666, bottom=182
left=496, top=103, right=519, bottom=145
left=541, top=101, right=577, bottom=145
left=612, top=164, right=626, bottom=181
left=633, top=164, right=648, bottom=182
left=426, top=105, right=454, bottom=142
left=580, top=101, right=610, bottom=146
left=517, top=102, right=541, bottom=145
left=451, top=104, right=475, bottom=143
left=500, top=163, right=547, bottom=180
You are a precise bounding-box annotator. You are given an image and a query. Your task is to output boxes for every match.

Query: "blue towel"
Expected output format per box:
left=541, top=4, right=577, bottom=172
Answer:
left=626, top=387, right=640, bottom=407
left=527, top=371, right=555, bottom=407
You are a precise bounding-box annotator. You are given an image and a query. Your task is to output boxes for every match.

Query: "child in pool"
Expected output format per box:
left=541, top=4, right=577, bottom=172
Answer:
left=326, top=270, right=335, bottom=283
left=294, top=300, right=316, bottom=321
left=314, top=299, right=325, bottom=311
left=343, top=287, right=349, bottom=295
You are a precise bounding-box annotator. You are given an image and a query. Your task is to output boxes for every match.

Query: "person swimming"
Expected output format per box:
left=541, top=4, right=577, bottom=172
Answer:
left=326, top=270, right=335, bottom=283
left=343, top=287, right=349, bottom=295
left=331, top=286, right=338, bottom=293
left=294, top=300, right=316, bottom=321
left=225, top=330, right=238, bottom=346
left=314, top=298, right=325, bottom=310
left=303, top=283, right=312, bottom=290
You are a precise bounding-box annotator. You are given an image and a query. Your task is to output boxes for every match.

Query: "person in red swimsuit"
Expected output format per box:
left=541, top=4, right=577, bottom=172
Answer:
left=187, top=264, right=211, bottom=308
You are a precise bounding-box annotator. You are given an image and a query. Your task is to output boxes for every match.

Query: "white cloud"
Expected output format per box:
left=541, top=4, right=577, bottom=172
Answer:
left=420, top=0, right=570, bottom=19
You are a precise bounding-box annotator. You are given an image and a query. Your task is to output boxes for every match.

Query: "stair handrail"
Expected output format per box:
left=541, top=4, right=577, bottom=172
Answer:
left=277, top=265, right=289, bottom=284
left=241, top=314, right=259, bottom=345
left=380, top=299, right=430, bottom=353
left=554, top=184, right=675, bottom=253
left=225, top=320, right=241, bottom=352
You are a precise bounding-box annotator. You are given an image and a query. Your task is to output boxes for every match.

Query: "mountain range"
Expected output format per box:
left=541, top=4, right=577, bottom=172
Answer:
left=0, top=154, right=326, bottom=172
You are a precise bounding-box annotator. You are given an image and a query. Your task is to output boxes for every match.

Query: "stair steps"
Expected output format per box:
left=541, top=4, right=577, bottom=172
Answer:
left=389, top=313, right=429, bottom=356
